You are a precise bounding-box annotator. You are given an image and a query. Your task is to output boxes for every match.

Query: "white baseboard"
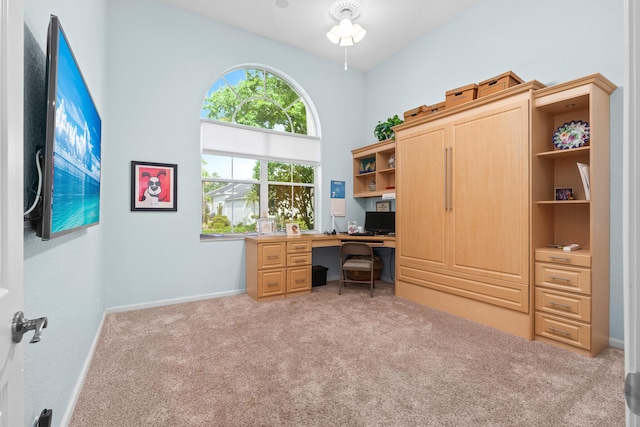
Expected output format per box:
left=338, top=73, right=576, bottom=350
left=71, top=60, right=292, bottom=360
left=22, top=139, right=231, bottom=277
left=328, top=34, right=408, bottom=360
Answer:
left=105, top=289, right=245, bottom=314
left=609, top=337, right=624, bottom=350
left=59, top=289, right=245, bottom=426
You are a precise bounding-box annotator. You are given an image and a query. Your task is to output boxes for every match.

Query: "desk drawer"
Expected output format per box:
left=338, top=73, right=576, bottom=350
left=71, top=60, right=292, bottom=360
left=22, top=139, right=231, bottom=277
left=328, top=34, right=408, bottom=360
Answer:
left=258, top=242, right=286, bottom=269
left=535, top=312, right=591, bottom=350
left=287, top=253, right=311, bottom=266
left=258, top=269, right=286, bottom=297
left=287, top=240, right=312, bottom=253
left=535, top=263, right=591, bottom=295
left=535, top=288, right=591, bottom=322
left=287, top=266, right=311, bottom=292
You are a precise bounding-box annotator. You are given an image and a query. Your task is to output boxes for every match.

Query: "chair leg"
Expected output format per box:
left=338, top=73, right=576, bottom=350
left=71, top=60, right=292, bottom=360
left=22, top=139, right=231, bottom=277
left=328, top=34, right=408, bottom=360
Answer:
left=370, top=275, right=374, bottom=297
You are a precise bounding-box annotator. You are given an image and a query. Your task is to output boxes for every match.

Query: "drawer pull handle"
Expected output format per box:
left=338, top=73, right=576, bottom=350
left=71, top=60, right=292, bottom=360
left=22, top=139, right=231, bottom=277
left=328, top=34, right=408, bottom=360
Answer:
left=549, top=256, right=571, bottom=262
left=295, top=279, right=305, bottom=283
left=549, top=301, right=572, bottom=309
left=267, top=282, right=279, bottom=286
left=293, top=246, right=306, bottom=250
left=267, top=255, right=279, bottom=259
left=548, top=276, right=571, bottom=282
left=548, top=326, right=571, bottom=336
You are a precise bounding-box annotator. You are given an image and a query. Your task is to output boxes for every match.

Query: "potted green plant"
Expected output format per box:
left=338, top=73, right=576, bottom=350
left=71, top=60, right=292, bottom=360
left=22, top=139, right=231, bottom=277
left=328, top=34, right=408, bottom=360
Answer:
left=374, top=114, right=403, bottom=141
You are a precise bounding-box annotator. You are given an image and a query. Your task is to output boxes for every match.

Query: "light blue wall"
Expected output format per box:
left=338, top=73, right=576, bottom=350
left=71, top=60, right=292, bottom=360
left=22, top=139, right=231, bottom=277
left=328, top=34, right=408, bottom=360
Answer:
left=102, top=0, right=366, bottom=308
left=363, top=0, right=625, bottom=343
left=23, top=1, right=107, bottom=426
left=21, top=0, right=625, bottom=425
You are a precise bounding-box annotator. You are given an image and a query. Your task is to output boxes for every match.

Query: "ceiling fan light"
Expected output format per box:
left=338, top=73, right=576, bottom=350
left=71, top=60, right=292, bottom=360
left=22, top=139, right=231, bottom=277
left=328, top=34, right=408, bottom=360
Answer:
left=327, top=26, right=340, bottom=44
left=339, top=36, right=354, bottom=47
left=339, top=18, right=353, bottom=37
left=351, top=24, right=366, bottom=43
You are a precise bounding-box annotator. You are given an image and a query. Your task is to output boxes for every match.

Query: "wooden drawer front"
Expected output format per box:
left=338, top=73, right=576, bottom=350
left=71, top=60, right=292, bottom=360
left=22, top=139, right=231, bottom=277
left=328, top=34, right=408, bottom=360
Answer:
left=535, top=288, right=591, bottom=322
left=397, top=264, right=529, bottom=312
left=287, top=240, right=312, bottom=253
left=258, top=269, right=286, bottom=297
left=535, top=263, right=591, bottom=295
left=287, top=253, right=311, bottom=267
left=535, top=313, right=591, bottom=350
left=258, top=243, right=286, bottom=269
left=535, top=248, right=591, bottom=268
left=287, top=266, right=311, bottom=292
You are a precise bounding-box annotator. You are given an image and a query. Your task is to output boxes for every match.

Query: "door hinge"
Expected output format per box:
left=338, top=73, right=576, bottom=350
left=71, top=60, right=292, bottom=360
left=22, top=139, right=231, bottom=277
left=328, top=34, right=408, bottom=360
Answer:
left=626, top=372, right=640, bottom=416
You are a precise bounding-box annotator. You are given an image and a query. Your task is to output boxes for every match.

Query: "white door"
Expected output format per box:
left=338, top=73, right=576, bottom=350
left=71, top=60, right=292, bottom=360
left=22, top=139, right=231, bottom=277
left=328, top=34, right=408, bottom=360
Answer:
left=625, top=1, right=640, bottom=425
left=0, top=0, right=25, bottom=425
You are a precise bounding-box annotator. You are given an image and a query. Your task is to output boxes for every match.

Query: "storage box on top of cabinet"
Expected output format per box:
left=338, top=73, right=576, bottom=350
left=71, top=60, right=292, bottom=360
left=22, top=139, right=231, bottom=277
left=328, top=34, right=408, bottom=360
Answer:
left=445, top=83, right=478, bottom=108
left=478, top=71, right=524, bottom=98
left=429, top=101, right=446, bottom=114
left=403, top=105, right=429, bottom=122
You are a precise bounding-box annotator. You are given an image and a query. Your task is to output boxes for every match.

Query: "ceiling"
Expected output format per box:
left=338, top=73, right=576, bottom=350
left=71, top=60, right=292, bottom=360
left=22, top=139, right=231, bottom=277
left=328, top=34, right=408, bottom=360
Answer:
left=157, top=0, right=479, bottom=71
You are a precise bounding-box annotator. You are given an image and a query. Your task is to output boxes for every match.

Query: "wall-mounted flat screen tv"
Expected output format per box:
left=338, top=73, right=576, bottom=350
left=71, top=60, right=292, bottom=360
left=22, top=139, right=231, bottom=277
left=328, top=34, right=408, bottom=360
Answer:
left=39, top=15, right=101, bottom=240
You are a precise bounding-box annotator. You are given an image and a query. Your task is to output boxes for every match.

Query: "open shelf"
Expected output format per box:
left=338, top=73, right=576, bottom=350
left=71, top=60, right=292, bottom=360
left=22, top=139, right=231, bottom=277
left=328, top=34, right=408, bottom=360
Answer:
left=352, top=139, right=396, bottom=198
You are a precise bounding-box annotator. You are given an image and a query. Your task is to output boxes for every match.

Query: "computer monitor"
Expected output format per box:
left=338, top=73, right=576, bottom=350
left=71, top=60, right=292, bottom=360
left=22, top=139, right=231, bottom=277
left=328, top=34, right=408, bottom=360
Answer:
left=365, top=211, right=395, bottom=235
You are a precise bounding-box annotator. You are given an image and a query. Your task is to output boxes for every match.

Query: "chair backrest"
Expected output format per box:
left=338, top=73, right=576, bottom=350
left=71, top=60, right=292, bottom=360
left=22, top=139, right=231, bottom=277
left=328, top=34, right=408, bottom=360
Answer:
left=340, top=242, right=373, bottom=258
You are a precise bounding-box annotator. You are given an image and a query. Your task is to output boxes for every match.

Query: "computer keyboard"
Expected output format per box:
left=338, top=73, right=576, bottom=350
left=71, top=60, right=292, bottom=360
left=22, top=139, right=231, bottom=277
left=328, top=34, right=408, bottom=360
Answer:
left=349, top=232, right=375, bottom=236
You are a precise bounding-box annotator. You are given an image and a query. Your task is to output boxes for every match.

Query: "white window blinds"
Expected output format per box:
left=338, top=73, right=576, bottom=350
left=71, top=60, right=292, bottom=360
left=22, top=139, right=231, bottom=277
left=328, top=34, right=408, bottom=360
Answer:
left=201, top=120, right=320, bottom=165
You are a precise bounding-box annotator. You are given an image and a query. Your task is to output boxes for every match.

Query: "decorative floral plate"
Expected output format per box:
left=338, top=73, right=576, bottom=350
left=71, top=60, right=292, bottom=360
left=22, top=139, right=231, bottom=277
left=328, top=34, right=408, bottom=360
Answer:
left=552, top=120, right=590, bottom=149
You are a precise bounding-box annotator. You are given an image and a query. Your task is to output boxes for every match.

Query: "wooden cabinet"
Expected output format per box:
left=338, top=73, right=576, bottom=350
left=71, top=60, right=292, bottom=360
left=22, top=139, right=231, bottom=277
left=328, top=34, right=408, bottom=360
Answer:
left=395, top=86, right=538, bottom=339
left=531, top=74, right=615, bottom=356
left=246, top=237, right=312, bottom=301
left=352, top=139, right=395, bottom=198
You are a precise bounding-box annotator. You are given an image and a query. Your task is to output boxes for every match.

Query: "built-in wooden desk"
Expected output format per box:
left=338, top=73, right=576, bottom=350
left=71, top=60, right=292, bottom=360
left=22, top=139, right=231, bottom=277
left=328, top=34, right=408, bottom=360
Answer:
left=245, top=234, right=395, bottom=301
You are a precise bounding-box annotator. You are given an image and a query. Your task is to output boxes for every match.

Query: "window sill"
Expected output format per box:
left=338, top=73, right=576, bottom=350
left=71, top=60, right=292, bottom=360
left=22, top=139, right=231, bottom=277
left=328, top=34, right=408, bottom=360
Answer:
left=200, top=231, right=316, bottom=242
left=199, top=234, right=248, bottom=242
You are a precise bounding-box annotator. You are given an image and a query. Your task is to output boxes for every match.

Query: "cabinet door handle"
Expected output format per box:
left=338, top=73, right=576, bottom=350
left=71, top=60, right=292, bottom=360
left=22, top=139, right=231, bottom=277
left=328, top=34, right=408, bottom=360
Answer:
left=548, top=301, right=572, bottom=309
left=448, top=146, right=452, bottom=211
left=443, top=148, right=448, bottom=211
left=548, top=276, right=571, bottom=282
left=549, top=256, right=571, bottom=262
left=548, top=326, right=572, bottom=336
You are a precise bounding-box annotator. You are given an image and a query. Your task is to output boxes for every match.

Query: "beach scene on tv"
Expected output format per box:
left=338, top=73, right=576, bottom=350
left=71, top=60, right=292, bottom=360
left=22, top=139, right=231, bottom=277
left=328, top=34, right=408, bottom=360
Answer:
left=52, top=28, right=101, bottom=235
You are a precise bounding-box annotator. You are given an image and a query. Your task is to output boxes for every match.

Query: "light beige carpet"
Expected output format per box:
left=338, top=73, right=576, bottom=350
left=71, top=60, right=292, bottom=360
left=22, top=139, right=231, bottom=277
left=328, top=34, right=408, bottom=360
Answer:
left=70, top=281, right=625, bottom=426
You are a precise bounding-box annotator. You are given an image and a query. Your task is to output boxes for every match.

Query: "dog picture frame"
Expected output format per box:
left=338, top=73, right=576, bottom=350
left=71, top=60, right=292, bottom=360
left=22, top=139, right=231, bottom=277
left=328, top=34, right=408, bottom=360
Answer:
left=131, top=161, right=178, bottom=211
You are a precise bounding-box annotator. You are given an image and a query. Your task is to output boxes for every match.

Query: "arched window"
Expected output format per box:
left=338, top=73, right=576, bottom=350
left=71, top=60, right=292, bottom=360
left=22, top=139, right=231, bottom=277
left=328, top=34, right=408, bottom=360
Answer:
left=200, top=66, right=320, bottom=237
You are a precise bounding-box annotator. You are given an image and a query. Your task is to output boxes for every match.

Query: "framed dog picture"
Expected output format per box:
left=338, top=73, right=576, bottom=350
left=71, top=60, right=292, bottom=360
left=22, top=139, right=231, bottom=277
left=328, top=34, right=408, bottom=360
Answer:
left=131, top=161, right=178, bottom=211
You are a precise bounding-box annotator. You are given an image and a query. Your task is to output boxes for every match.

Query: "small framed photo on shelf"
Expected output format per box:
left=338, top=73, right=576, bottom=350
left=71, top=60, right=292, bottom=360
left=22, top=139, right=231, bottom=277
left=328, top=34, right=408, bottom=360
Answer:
left=258, top=217, right=275, bottom=235
left=286, top=222, right=300, bottom=236
left=131, top=161, right=178, bottom=211
left=376, top=201, right=391, bottom=212
left=554, top=187, right=574, bottom=201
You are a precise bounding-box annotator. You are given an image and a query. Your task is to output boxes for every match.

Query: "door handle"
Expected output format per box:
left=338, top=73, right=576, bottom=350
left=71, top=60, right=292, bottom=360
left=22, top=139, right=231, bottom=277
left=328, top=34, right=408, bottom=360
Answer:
left=12, top=311, right=48, bottom=343
left=444, top=148, right=448, bottom=211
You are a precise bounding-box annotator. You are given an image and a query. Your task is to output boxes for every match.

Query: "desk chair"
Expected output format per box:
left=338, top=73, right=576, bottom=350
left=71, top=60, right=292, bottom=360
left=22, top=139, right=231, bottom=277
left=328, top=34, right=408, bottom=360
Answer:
left=338, top=242, right=375, bottom=297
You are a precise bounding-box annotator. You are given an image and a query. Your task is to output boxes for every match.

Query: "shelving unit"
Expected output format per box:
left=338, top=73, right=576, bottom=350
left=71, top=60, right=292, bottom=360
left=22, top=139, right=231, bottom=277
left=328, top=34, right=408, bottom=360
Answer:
left=531, top=74, right=616, bottom=357
left=352, top=139, right=396, bottom=198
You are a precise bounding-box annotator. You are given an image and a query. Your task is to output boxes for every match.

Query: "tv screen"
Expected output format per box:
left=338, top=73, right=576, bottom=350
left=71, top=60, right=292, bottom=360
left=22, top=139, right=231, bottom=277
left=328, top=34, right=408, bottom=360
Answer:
left=40, top=15, right=101, bottom=240
left=365, top=211, right=395, bottom=235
